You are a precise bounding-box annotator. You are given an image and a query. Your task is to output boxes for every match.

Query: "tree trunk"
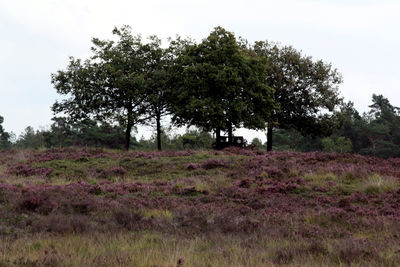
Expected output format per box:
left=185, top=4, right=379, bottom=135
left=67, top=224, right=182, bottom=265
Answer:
left=216, top=127, right=221, bottom=149
left=227, top=123, right=233, bottom=144
left=156, top=112, right=162, bottom=151
left=267, top=124, right=273, bottom=152
left=58, top=128, right=63, bottom=148
left=125, top=106, right=133, bottom=150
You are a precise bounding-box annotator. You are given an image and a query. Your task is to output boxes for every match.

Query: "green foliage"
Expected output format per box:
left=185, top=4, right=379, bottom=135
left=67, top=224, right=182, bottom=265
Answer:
left=322, top=137, right=352, bottom=153
left=334, top=95, right=400, bottom=158
left=0, top=115, right=11, bottom=149
left=52, top=26, right=151, bottom=150
left=15, top=118, right=127, bottom=149
left=141, top=35, right=177, bottom=150
left=170, top=27, right=274, bottom=137
left=135, top=128, right=213, bottom=150
left=250, top=138, right=263, bottom=149
left=272, top=128, right=323, bottom=152
left=179, top=130, right=213, bottom=149
left=273, top=95, right=400, bottom=158
left=252, top=41, right=343, bottom=150
left=360, top=94, right=400, bottom=157
left=15, top=126, right=45, bottom=149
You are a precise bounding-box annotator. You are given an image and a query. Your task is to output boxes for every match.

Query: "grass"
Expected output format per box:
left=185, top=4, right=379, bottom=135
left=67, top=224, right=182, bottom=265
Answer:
left=1, top=148, right=400, bottom=266
left=0, top=232, right=394, bottom=267
left=360, top=174, right=399, bottom=194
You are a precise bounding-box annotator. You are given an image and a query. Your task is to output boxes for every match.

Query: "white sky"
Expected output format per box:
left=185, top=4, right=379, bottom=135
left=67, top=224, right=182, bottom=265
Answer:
left=1, top=0, right=399, bottom=142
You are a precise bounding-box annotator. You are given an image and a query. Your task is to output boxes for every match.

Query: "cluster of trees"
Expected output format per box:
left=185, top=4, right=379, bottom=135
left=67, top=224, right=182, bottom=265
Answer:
left=51, top=26, right=342, bottom=151
left=6, top=25, right=396, bottom=157
left=268, top=94, right=400, bottom=158
left=13, top=118, right=126, bottom=149
left=2, top=93, right=400, bottom=158
left=1, top=117, right=212, bottom=150
left=7, top=26, right=400, bottom=157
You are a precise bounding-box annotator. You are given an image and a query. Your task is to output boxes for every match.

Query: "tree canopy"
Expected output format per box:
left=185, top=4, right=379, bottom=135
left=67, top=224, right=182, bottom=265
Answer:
left=252, top=41, right=343, bottom=151
left=51, top=25, right=346, bottom=151
left=169, top=27, right=274, bottom=147
left=52, top=26, right=150, bottom=150
left=141, top=35, right=174, bottom=150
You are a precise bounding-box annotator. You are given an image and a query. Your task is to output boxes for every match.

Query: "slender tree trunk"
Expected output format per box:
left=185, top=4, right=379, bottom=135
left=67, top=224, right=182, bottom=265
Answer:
left=228, top=123, right=233, bottom=145
left=58, top=128, right=62, bottom=148
left=267, top=124, right=273, bottom=152
left=216, top=127, right=221, bottom=149
left=125, top=105, right=133, bottom=151
left=367, top=135, right=376, bottom=149
left=156, top=111, right=162, bottom=151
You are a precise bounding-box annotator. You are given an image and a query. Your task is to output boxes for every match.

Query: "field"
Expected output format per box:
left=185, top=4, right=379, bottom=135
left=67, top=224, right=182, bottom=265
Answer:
left=0, top=148, right=400, bottom=266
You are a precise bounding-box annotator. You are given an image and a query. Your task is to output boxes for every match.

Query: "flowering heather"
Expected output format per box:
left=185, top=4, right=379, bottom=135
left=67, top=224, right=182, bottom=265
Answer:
left=200, top=158, right=227, bottom=169
left=1, top=148, right=400, bottom=265
left=6, top=164, right=53, bottom=177
left=186, top=163, right=200, bottom=170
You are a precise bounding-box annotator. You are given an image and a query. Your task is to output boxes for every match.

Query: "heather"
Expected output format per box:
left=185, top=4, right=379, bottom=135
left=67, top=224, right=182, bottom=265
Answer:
left=1, top=148, right=400, bottom=266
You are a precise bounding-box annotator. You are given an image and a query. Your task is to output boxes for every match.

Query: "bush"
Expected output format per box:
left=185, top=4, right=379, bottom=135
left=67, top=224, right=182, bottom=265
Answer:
left=201, top=159, right=226, bottom=169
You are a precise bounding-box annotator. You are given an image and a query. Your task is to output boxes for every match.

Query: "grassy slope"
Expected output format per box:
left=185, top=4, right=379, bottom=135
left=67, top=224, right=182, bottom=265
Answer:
left=0, top=148, right=400, bottom=266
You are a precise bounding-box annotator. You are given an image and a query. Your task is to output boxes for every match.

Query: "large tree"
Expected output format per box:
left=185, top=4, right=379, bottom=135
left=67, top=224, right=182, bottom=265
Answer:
left=52, top=26, right=149, bottom=150
left=170, top=27, right=274, bottom=147
left=253, top=41, right=343, bottom=151
left=141, top=36, right=176, bottom=150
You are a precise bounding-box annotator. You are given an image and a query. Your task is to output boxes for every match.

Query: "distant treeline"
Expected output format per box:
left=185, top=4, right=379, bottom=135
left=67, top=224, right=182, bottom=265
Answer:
left=249, top=94, right=400, bottom=158
left=0, top=116, right=213, bottom=151
left=1, top=92, right=400, bottom=158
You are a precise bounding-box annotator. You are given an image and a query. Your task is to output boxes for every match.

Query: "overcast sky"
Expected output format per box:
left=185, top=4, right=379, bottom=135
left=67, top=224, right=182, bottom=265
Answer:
left=1, top=0, right=399, bottom=142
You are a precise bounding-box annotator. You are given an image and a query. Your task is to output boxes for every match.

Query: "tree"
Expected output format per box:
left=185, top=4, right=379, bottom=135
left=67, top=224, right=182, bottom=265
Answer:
left=251, top=137, right=263, bottom=149
left=359, top=94, right=400, bottom=157
left=141, top=36, right=177, bottom=151
left=322, top=136, right=352, bottom=153
left=252, top=41, right=343, bottom=151
left=16, top=126, right=44, bottom=149
left=52, top=26, right=149, bottom=150
left=272, top=127, right=324, bottom=152
left=0, top=115, right=11, bottom=149
left=170, top=27, right=274, bottom=148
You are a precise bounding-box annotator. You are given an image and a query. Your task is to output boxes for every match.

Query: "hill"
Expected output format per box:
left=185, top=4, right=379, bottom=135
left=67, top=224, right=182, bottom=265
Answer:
left=0, top=148, right=399, bottom=266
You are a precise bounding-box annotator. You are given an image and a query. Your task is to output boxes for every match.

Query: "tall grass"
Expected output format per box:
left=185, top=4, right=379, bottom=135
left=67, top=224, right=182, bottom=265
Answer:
left=360, top=174, right=399, bottom=194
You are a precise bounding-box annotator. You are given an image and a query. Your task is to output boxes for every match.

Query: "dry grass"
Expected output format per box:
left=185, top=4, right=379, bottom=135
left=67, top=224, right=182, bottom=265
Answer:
left=360, top=174, right=399, bottom=194
left=1, top=232, right=391, bottom=267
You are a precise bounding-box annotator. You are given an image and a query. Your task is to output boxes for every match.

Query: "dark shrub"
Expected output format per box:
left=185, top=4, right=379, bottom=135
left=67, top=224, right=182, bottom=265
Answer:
left=32, top=214, right=71, bottom=233
left=335, top=238, right=379, bottom=264
left=19, top=193, right=56, bottom=214
left=273, top=247, right=295, bottom=264
left=201, top=159, right=226, bottom=169
left=264, top=166, right=284, bottom=179
left=114, top=209, right=145, bottom=230
left=71, top=200, right=91, bottom=215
